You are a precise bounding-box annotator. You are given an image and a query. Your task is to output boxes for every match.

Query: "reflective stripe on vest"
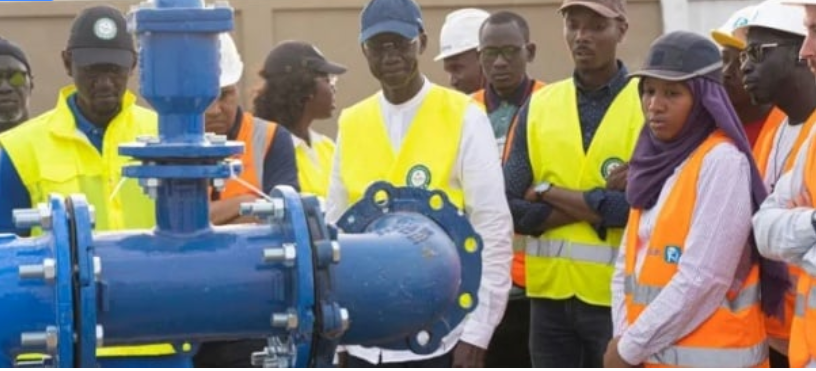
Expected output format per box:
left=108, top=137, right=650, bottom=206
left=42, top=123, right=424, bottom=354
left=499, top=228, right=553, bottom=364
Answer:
left=525, top=239, right=617, bottom=266
left=624, top=275, right=759, bottom=313
left=646, top=341, right=769, bottom=368
left=220, top=114, right=277, bottom=199
left=795, top=286, right=816, bottom=317
left=524, top=78, right=643, bottom=304
left=337, top=84, right=468, bottom=208
left=250, top=117, right=270, bottom=184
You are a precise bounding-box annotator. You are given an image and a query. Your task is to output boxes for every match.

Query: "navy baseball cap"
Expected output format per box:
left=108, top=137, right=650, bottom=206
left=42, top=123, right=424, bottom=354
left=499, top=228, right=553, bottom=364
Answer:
left=67, top=5, right=135, bottom=68
left=359, top=0, right=424, bottom=43
left=629, top=31, right=723, bottom=83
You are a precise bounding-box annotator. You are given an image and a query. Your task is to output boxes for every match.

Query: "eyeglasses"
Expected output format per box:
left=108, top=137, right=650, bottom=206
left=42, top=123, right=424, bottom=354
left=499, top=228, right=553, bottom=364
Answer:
left=362, top=37, right=419, bottom=57
left=740, top=42, right=799, bottom=64
left=479, top=45, right=524, bottom=61
left=0, top=70, right=27, bottom=88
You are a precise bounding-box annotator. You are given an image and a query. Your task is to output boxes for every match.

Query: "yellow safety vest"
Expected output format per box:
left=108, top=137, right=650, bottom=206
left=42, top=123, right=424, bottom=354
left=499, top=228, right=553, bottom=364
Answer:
left=295, top=131, right=335, bottom=198
left=1, top=86, right=156, bottom=233
left=1, top=85, right=179, bottom=359
left=525, top=78, right=643, bottom=306
left=337, top=84, right=468, bottom=208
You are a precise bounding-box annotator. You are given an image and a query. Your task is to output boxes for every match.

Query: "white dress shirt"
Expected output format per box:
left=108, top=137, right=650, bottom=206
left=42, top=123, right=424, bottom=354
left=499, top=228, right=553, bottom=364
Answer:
left=611, top=142, right=754, bottom=365
left=326, top=77, right=513, bottom=363
left=753, top=123, right=816, bottom=276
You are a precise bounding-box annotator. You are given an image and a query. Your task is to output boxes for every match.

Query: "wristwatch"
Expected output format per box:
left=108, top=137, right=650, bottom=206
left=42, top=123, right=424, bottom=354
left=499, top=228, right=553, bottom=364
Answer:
left=534, top=181, right=552, bottom=202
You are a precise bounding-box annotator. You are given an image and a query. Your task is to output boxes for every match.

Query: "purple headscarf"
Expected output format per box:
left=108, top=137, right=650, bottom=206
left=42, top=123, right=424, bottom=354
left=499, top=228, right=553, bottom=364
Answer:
left=626, top=77, right=789, bottom=318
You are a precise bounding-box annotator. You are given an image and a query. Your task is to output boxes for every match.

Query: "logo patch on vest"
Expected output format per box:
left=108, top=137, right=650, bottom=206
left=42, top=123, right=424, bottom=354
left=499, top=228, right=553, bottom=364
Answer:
left=664, top=246, right=682, bottom=264
left=601, top=157, right=625, bottom=178
left=406, top=164, right=431, bottom=189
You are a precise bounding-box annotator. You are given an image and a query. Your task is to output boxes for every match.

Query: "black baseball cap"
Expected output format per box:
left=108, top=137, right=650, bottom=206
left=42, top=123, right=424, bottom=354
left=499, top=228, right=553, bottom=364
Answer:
left=0, top=38, right=31, bottom=74
left=629, top=31, right=723, bottom=83
left=66, top=5, right=135, bottom=68
left=262, top=41, right=347, bottom=76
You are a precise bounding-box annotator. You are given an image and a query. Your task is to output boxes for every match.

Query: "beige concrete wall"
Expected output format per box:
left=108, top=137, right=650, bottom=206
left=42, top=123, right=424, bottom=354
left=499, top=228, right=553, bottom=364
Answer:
left=0, top=0, right=662, bottom=137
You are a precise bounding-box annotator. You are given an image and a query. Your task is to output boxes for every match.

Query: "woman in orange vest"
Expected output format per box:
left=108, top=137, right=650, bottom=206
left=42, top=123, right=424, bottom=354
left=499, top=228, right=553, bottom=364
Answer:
left=604, top=31, right=789, bottom=368
left=252, top=41, right=347, bottom=199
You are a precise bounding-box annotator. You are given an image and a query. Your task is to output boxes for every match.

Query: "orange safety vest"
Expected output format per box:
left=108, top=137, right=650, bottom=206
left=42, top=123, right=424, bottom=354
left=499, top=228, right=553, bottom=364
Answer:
left=624, top=131, right=768, bottom=368
left=789, top=139, right=816, bottom=367
left=753, top=108, right=816, bottom=340
left=220, top=112, right=278, bottom=199
left=472, top=79, right=545, bottom=288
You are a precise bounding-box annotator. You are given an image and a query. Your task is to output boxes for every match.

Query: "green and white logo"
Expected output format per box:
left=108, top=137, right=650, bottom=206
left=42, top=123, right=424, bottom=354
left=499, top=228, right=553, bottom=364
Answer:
left=601, top=157, right=625, bottom=178
left=406, top=164, right=431, bottom=189
left=94, top=18, right=118, bottom=40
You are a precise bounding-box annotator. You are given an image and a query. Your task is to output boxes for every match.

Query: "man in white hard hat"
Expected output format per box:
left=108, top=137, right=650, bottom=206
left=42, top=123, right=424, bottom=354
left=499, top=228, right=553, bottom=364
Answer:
left=711, top=5, right=773, bottom=147
left=754, top=0, right=816, bottom=368
left=201, top=33, right=299, bottom=228
left=738, top=0, right=816, bottom=367
left=435, top=8, right=490, bottom=94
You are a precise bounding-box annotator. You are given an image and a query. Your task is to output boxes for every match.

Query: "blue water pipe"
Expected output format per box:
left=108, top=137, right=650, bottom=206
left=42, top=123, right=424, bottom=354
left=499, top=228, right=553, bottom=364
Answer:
left=0, top=0, right=484, bottom=368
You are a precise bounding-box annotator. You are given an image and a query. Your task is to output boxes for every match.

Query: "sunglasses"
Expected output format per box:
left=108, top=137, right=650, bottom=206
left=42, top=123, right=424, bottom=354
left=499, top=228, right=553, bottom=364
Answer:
left=739, top=42, right=800, bottom=64
left=0, top=70, right=28, bottom=88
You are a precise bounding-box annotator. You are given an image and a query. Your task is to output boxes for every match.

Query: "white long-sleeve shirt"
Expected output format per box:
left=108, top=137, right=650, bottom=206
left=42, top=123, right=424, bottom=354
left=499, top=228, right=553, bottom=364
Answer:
left=611, top=142, right=754, bottom=365
left=753, top=123, right=816, bottom=276
left=326, top=78, right=513, bottom=363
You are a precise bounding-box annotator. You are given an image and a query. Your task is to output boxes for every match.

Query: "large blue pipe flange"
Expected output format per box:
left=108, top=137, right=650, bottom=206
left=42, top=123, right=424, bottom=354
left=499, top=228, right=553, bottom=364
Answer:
left=4, top=196, right=77, bottom=367
left=336, top=182, right=483, bottom=354
left=66, top=195, right=100, bottom=367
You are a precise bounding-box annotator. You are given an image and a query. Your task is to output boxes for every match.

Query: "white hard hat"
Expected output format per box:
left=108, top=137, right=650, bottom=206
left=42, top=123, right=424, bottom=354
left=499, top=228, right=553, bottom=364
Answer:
left=219, top=33, right=244, bottom=88
left=736, top=0, right=806, bottom=37
left=711, top=5, right=756, bottom=50
left=434, top=8, right=490, bottom=62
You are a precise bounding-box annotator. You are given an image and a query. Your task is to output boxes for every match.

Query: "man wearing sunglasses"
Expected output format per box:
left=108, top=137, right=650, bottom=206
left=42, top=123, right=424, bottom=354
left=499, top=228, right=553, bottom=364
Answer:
left=0, top=38, right=32, bottom=133
left=737, top=0, right=816, bottom=367
left=328, top=0, right=512, bottom=367
left=503, top=0, right=643, bottom=367
left=471, top=10, right=543, bottom=369
left=711, top=5, right=773, bottom=147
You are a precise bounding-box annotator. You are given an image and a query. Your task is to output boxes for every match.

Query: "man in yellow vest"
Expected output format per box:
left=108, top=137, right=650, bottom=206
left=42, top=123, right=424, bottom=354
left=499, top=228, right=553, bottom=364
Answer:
left=0, top=5, right=185, bottom=366
left=327, top=0, right=513, bottom=367
left=202, top=33, right=299, bottom=227
left=471, top=10, right=543, bottom=369
left=502, top=0, right=643, bottom=367
left=755, top=0, right=816, bottom=368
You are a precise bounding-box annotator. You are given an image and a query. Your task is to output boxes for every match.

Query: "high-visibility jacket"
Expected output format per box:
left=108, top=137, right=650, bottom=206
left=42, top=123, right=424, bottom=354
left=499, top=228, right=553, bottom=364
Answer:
left=753, top=108, right=816, bottom=340
left=220, top=113, right=278, bottom=199
left=0, top=86, right=181, bottom=359
left=625, top=132, right=768, bottom=368
left=472, top=79, right=545, bottom=288
left=1, top=86, right=156, bottom=233
left=337, top=84, right=468, bottom=208
left=295, top=131, right=335, bottom=198
left=789, top=141, right=816, bottom=368
left=525, top=78, right=643, bottom=305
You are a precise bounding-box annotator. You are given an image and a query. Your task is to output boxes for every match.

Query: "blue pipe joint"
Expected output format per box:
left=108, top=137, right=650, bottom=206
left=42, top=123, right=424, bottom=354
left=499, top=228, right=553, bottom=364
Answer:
left=0, top=196, right=77, bottom=367
left=121, top=0, right=242, bottom=169
left=336, top=182, right=483, bottom=354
